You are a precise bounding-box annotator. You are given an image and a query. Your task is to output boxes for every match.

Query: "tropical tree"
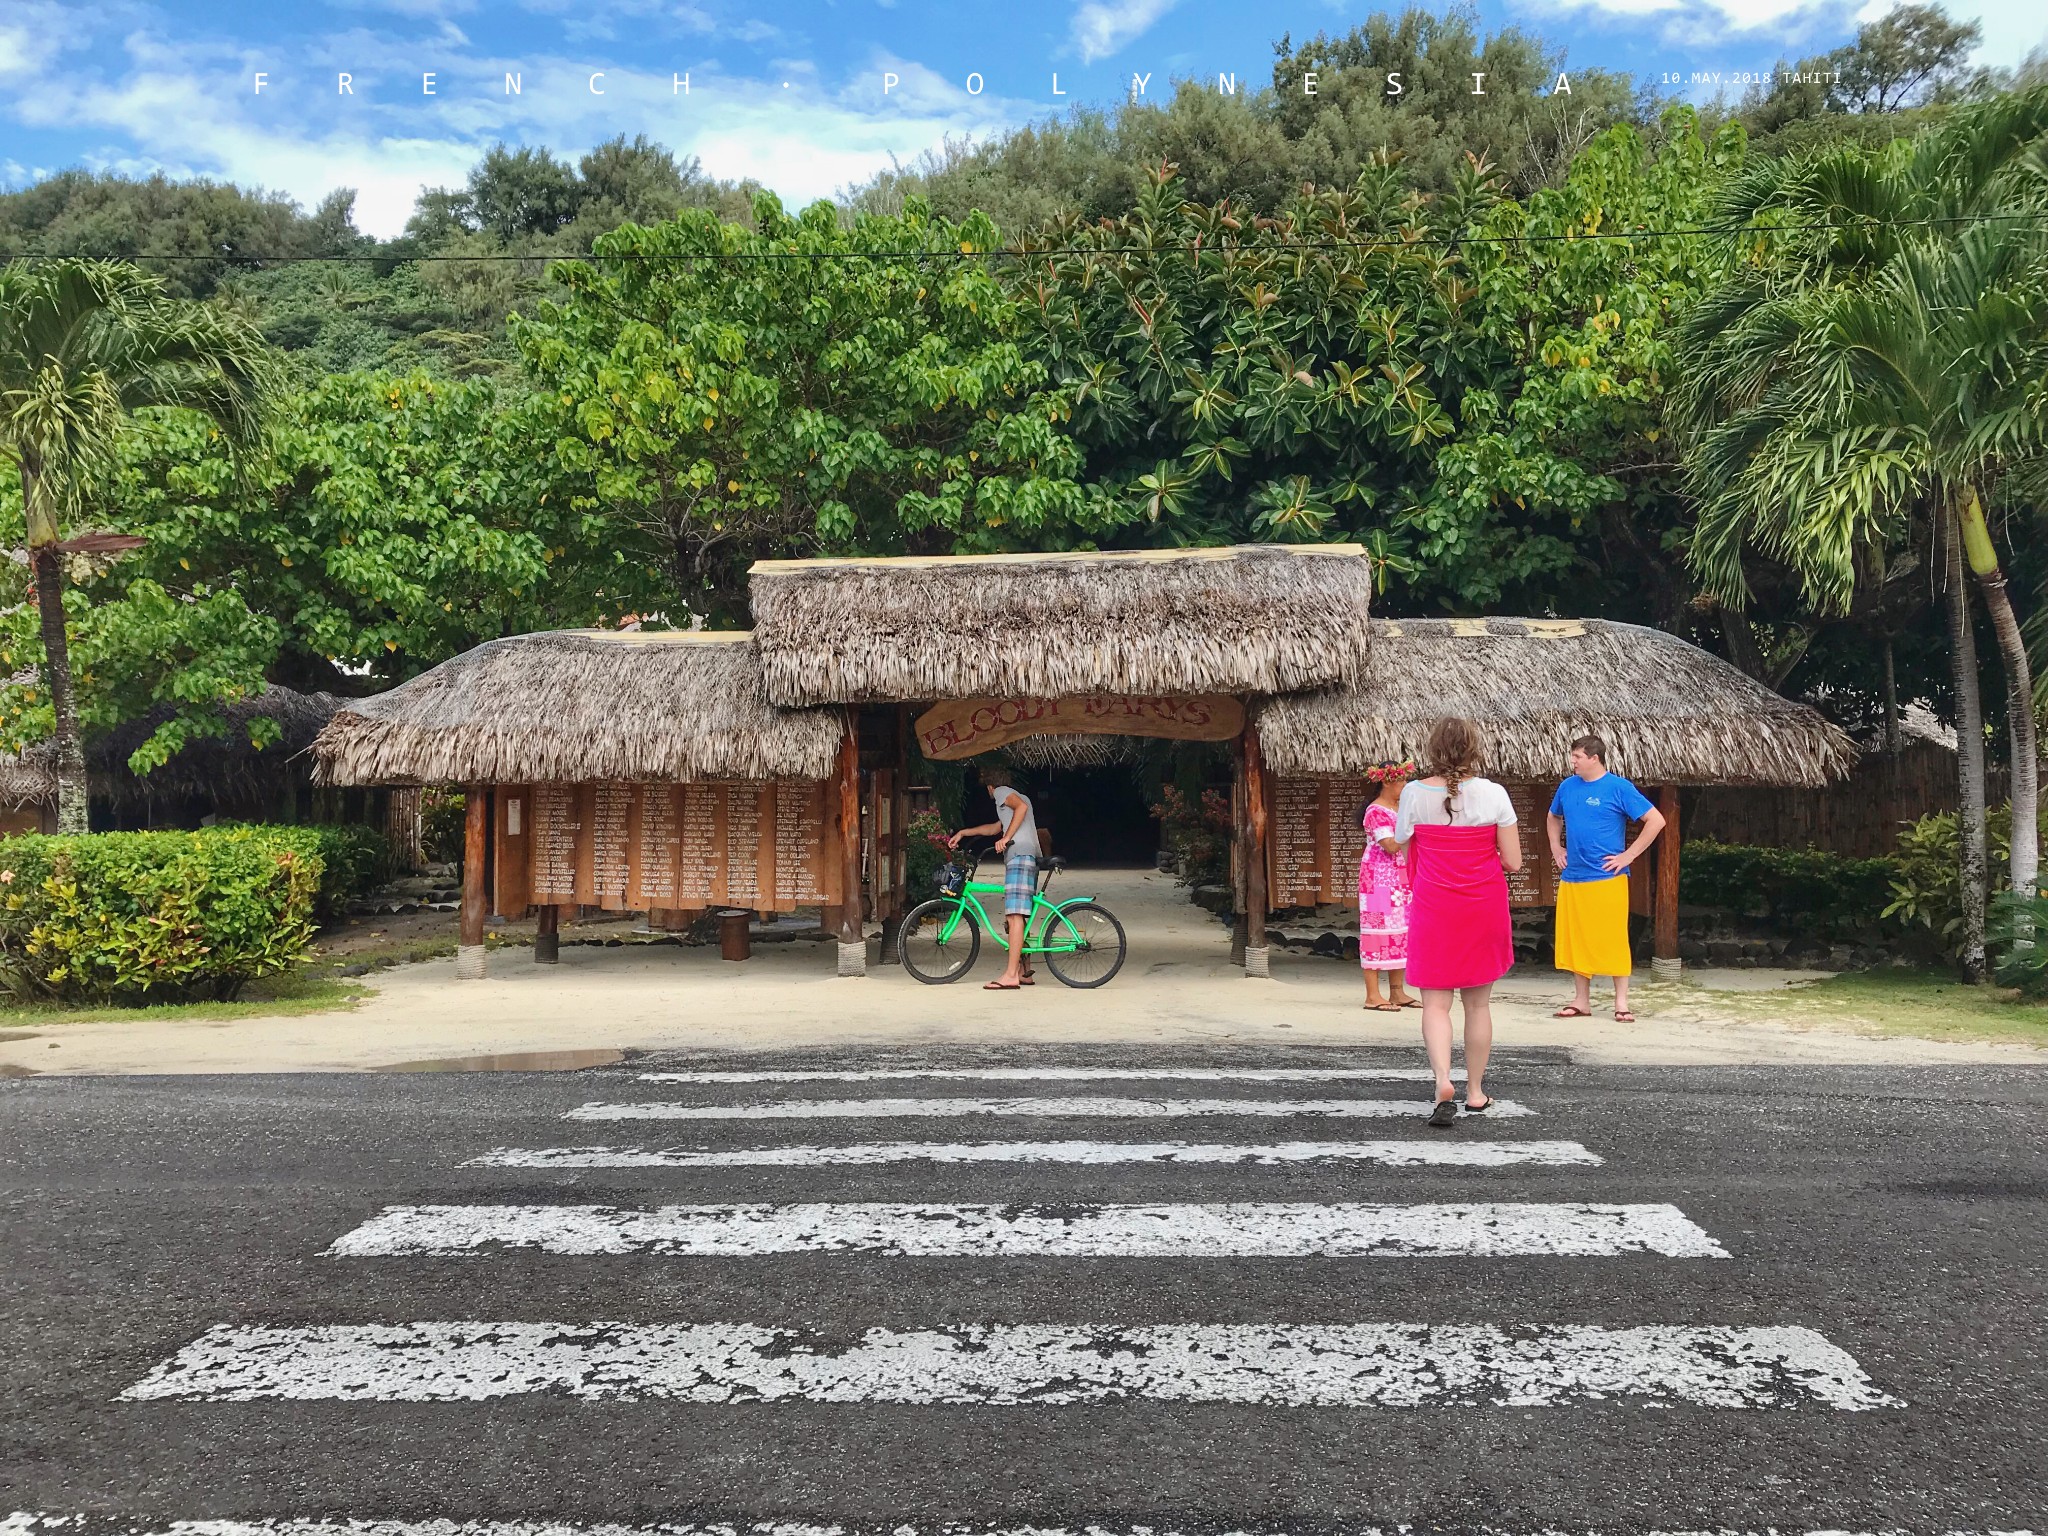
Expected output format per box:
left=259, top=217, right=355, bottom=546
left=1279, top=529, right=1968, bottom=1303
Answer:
left=0, top=259, right=274, bottom=831
left=515, top=193, right=1102, bottom=622
left=1678, top=87, right=2048, bottom=977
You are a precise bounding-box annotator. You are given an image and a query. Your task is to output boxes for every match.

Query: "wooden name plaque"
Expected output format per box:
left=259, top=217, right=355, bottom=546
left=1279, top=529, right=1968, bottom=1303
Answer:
left=499, top=781, right=840, bottom=913
left=916, top=693, right=1244, bottom=760
left=1266, top=777, right=1560, bottom=910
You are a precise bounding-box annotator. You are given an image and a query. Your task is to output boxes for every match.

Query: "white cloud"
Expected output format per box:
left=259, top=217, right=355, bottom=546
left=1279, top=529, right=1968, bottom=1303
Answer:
left=1069, top=0, right=1179, bottom=64
left=1524, top=0, right=2047, bottom=60
left=0, top=13, right=1042, bottom=238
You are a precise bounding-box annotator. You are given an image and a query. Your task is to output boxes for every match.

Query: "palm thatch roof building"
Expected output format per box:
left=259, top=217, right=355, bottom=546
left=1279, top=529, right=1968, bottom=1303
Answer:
left=312, top=629, right=842, bottom=786
left=749, top=544, right=1375, bottom=706
left=1259, top=618, right=1856, bottom=786
left=0, top=685, right=344, bottom=828
left=308, top=553, right=1862, bottom=986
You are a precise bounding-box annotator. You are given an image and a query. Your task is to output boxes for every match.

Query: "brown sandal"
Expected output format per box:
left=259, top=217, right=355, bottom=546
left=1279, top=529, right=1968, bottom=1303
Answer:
left=984, top=979, right=1020, bottom=991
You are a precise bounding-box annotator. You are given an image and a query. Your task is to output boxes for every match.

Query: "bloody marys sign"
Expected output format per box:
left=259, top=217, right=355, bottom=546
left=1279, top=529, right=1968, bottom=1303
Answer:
left=914, top=693, right=1245, bottom=760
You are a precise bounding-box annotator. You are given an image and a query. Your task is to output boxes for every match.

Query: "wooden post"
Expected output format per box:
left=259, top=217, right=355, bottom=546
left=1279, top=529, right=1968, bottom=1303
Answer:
left=1243, top=720, right=1271, bottom=977
left=534, top=902, right=560, bottom=965
left=1653, top=783, right=1682, bottom=978
left=458, top=786, right=488, bottom=980
left=834, top=714, right=865, bottom=975
left=1229, top=740, right=1249, bottom=967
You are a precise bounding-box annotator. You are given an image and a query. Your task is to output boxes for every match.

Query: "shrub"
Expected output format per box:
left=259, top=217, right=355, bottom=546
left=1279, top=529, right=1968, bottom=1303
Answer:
left=904, top=808, right=950, bottom=897
left=1150, top=782, right=1232, bottom=888
left=234, top=823, right=395, bottom=919
left=1881, top=804, right=2047, bottom=962
left=1988, top=890, right=2048, bottom=996
left=420, top=787, right=467, bottom=865
left=0, top=827, right=321, bottom=1003
left=1677, top=839, right=1898, bottom=941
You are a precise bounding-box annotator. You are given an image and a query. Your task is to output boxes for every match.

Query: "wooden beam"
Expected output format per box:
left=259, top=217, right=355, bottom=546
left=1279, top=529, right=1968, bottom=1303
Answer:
left=1244, top=720, right=1270, bottom=953
left=458, top=785, right=489, bottom=979
left=835, top=714, right=862, bottom=946
left=1654, top=783, right=1682, bottom=963
left=1229, top=739, right=1248, bottom=967
left=534, top=901, right=560, bottom=965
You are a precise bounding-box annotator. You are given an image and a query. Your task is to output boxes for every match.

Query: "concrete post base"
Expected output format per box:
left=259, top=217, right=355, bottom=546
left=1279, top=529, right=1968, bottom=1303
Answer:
left=534, top=933, right=559, bottom=965
left=837, top=940, right=868, bottom=977
left=1243, top=944, right=1270, bottom=978
left=1650, top=955, right=1683, bottom=983
left=454, top=944, right=487, bottom=980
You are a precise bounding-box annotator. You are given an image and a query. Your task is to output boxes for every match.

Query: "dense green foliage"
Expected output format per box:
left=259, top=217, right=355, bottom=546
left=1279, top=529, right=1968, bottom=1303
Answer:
left=1677, top=839, right=1901, bottom=940
left=515, top=196, right=1100, bottom=618
left=0, top=3, right=2040, bottom=992
left=234, top=823, right=396, bottom=920
left=0, top=827, right=321, bottom=1001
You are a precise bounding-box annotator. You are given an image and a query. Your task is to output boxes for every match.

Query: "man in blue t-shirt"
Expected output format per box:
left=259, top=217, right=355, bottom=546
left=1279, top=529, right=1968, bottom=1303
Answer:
left=1546, top=735, right=1666, bottom=1022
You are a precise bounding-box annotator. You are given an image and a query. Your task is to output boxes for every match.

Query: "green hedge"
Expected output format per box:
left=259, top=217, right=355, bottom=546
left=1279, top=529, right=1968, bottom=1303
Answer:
left=0, top=827, right=322, bottom=1003
left=1677, top=839, right=1900, bottom=940
left=230, top=822, right=395, bottom=919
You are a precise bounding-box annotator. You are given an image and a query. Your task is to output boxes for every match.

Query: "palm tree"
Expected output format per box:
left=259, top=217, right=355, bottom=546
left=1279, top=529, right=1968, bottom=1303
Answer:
left=0, top=260, right=274, bottom=833
left=1677, top=87, right=2048, bottom=978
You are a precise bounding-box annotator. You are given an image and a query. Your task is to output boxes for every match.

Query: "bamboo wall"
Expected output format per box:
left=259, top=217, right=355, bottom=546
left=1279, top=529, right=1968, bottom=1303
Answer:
left=1685, top=743, right=2003, bottom=858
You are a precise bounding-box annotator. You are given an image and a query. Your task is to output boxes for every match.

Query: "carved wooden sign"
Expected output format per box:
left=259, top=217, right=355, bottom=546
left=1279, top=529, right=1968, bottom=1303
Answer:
left=915, top=693, right=1245, bottom=760
left=1267, top=777, right=1561, bottom=910
left=497, top=781, right=840, bottom=915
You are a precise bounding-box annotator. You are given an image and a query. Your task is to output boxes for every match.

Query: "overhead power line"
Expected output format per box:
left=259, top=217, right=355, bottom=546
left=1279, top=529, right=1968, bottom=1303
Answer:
left=0, top=211, right=2040, bottom=265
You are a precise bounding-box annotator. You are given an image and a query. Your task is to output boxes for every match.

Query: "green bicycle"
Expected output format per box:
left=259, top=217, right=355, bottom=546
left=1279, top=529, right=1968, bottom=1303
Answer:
left=899, top=839, right=1128, bottom=988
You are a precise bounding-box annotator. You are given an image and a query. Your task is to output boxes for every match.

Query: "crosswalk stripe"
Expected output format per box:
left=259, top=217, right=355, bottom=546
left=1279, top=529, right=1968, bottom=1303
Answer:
left=635, top=1068, right=1462, bottom=1083
left=119, top=1321, right=1898, bottom=1408
left=325, top=1201, right=1722, bottom=1258
left=566, top=1096, right=1533, bottom=1121
left=8, top=1522, right=2032, bottom=1536
left=461, top=1138, right=1602, bottom=1169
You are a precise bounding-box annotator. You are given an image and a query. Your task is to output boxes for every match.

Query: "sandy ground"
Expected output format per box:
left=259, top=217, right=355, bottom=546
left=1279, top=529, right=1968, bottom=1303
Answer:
left=6, top=868, right=2044, bottom=1075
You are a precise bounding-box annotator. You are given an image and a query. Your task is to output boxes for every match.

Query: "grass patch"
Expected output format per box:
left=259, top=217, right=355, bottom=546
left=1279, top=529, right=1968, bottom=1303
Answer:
left=1671, top=965, right=2048, bottom=1047
left=0, top=967, right=367, bottom=1026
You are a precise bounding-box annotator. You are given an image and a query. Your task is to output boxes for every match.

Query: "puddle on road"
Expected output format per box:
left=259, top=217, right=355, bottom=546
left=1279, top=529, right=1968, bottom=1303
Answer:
left=0, top=1063, right=39, bottom=1077
left=373, top=1048, right=626, bottom=1073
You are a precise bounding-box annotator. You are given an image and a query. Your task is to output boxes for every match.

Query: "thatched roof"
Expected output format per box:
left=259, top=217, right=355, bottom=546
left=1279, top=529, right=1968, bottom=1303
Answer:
left=0, top=686, right=341, bottom=810
left=1258, top=618, right=1857, bottom=787
left=750, top=545, right=1375, bottom=706
left=313, top=630, right=843, bottom=786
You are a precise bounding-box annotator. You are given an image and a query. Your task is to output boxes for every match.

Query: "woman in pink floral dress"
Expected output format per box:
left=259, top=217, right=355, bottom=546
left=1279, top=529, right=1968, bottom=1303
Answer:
left=1359, top=759, right=1417, bottom=1011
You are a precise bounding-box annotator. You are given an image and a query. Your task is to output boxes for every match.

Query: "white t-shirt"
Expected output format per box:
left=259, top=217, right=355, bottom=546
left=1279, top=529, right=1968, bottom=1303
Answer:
left=1395, top=777, right=1518, bottom=842
left=989, top=785, right=1042, bottom=858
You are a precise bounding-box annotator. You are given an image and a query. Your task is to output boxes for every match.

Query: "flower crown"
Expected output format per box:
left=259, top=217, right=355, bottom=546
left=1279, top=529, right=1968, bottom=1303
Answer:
left=1365, top=758, right=1418, bottom=783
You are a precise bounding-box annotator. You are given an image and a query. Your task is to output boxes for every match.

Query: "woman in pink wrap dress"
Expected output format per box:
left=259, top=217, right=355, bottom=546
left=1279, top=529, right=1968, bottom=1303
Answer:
left=1394, top=717, right=1523, bottom=1127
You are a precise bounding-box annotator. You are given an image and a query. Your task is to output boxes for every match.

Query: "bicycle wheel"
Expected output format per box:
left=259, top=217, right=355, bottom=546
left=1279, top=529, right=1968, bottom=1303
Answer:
left=1041, top=901, right=1127, bottom=989
left=899, top=898, right=981, bottom=984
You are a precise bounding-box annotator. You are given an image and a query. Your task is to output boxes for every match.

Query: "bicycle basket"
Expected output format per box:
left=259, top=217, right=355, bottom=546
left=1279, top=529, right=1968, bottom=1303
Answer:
left=934, top=862, right=965, bottom=896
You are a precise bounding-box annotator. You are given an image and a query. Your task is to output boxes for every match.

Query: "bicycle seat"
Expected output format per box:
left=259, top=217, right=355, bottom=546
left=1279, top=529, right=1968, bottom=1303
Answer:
left=1045, top=856, right=1067, bottom=870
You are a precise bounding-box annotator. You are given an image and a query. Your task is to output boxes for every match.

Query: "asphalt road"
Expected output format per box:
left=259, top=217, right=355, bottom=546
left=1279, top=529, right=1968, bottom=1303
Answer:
left=2, top=1043, right=2044, bottom=1533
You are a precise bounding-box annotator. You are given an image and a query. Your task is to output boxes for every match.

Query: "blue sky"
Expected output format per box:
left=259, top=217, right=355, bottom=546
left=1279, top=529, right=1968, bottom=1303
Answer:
left=1, top=0, right=2043, bottom=238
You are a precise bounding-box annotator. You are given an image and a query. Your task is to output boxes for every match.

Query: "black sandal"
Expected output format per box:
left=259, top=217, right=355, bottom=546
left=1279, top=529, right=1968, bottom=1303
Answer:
left=1427, top=1096, right=1459, bottom=1128
left=1463, top=1095, right=1492, bottom=1113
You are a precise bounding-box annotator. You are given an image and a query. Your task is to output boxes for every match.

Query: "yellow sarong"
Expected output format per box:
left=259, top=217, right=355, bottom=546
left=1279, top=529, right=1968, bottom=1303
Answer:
left=1555, top=874, right=1633, bottom=978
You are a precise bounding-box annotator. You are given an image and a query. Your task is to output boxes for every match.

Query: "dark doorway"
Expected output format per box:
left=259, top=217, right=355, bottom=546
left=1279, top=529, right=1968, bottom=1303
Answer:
left=1030, top=764, right=1157, bottom=868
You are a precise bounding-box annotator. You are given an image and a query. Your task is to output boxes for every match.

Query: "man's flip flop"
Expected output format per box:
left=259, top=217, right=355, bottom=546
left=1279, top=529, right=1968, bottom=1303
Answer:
left=1369, top=1002, right=1403, bottom=1012
left=984, top=980, right=1020, bottom=991
left=1463, top=1096, right=1493, bottom=1112
left=1553, top=1005, right=1591, bottom=1017
left=1399, top=998, right=1421, bottom=1008
left=1427, top=1096, right=1459, bottom=1128
left=1613, top=1009, right=1636, bottom=1022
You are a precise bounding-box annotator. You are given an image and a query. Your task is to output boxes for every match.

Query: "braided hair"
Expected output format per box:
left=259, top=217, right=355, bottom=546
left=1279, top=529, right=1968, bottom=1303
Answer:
left=1426, top=717, right=1485, bottom=820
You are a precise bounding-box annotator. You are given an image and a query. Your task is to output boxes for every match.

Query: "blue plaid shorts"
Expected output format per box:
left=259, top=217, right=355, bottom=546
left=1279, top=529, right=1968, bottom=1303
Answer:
left=1003, top=852, right=1038, bottom=915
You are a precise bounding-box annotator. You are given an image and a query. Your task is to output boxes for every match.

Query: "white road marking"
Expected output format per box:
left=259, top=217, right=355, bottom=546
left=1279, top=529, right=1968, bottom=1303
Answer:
left=565, top=1096, right=1533, bottom=1121
left=635, top=1067, right=1462, bottom=1083
left=7, top=1521, right=2030, bottom=1536
left=326, top=1201, right=1720, bottom=1258
left=462, top=1138, right=1601, bottom=1169
left=120, top=1322, right=1896, bottom=1408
